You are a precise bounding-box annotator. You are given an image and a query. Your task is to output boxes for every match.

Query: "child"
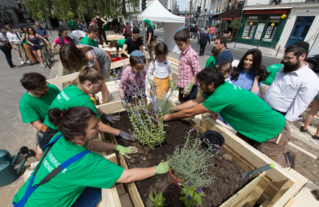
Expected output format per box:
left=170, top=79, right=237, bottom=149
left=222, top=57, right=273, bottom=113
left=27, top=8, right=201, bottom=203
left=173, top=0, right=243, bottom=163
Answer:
left=174, top=28, right=201, bottom=103
left=205, top=47, right=219, bottom=68
left=119, top=50, right=147, bottom=106
left=109, top=39, right=126, bottom=58
left=218, top=61, right=232, bottom=83
left=147, top=42, right=173, bottom=99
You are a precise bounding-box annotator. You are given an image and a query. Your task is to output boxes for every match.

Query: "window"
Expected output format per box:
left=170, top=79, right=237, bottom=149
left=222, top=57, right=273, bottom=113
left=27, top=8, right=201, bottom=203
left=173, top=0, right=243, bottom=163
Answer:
left=292, top=25, right=300, bottom=37
left=298, top=18, right=304, bottom=22
left=300, top=25, right=310, bottom=38
left=307, top=18, right=314, bottom=23
left=242, top=17, right=258, bottom=39
left=262, top=16, right=280, bottom=42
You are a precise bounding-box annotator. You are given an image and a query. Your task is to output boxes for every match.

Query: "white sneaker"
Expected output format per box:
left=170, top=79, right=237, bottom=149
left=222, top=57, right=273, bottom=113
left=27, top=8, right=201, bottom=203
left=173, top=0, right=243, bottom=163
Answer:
left=20, top=61, right=26, bottom=64
left=27, top=60, right=32, bottom=64
left=30, top=161, right=39, bottom=170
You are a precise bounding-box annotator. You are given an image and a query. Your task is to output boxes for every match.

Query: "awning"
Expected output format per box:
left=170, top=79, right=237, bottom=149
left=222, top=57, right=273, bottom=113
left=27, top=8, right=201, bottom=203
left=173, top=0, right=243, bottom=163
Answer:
left=213, top=9, right=242, bottom=21
left=15, top=9, right=24, bottom=14
left=245, top=9, right=289, bottom=15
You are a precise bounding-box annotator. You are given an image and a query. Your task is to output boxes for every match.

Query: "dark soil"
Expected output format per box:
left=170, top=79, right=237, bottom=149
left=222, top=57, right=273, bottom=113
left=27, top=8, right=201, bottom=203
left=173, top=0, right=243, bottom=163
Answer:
left=112, top=112, right=248, bottom=207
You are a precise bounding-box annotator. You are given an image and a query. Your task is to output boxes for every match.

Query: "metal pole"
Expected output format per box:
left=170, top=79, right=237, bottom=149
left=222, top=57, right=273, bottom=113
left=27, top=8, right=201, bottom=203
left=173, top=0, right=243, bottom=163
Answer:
left=275, top=46, right=281, bottom=57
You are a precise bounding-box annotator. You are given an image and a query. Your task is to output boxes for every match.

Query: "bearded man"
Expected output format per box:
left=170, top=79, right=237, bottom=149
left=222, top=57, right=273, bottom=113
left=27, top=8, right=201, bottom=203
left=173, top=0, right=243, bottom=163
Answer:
left=263, top=41, right=319, bottom=124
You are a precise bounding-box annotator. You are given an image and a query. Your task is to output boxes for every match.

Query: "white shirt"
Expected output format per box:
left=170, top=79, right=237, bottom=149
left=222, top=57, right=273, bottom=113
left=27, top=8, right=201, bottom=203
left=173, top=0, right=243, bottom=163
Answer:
left=6, top=31, right=21, bottom=44
left=59, top=21, right=63, bottom=25
left=0, top=33, right=6, bottom=46
left=263, top=64, right=319, bottom=122
left=147, top=59, right=172, bottom=79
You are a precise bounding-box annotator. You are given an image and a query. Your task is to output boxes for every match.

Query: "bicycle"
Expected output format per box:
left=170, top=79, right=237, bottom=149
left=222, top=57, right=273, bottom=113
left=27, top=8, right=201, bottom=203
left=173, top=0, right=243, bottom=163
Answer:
left=41, top=43, right=52, bottom=69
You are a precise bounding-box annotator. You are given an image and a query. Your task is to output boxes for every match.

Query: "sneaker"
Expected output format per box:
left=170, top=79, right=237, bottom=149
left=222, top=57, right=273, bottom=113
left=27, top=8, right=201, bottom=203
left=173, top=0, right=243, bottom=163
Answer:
left=313, top=135, right=319, bottom=140
left=27, top=60, right=32, bottom=64
left=20, top=61, right=26, bottom=64
left=299, top=126, right=308, bottom=132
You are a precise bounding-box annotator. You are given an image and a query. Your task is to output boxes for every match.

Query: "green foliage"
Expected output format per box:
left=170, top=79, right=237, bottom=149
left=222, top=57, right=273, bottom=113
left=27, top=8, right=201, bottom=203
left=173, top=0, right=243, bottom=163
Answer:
left=229, top=17, right=243, bottom=30
left=167, top=130, right=215, bottom=187
left=148, top=189, right=166, bottom=207
left=158, top=100, right=174, bottom=115
left=67, top=11, right=75, bottom=20
left=180, top=181, right=204, bottom=207
left=214, top=22, right=220, bottom=28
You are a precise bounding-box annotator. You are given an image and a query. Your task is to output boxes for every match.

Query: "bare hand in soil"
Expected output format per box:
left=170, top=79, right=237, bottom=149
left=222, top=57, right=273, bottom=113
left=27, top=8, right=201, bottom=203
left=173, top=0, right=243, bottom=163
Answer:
left=163, top=114, right=171, bottom=122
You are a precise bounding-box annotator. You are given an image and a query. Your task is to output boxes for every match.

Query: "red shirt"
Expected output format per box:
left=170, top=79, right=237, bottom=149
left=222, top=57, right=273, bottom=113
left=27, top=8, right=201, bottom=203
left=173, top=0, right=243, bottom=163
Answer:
left=178, top=46, right=201, bottom=88
left=124, top=25, right=132, bottom=35
left=210, top=27, right=215, bottom=34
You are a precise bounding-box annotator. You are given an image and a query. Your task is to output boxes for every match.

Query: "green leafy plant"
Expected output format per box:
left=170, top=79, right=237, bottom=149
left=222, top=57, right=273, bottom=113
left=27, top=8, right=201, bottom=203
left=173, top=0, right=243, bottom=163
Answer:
left=167, top=129, right=216, bottom=187
left=180, top=181, right=204, bottom=207
left=214, top=22, right=220, bottom=28
left=148, top=189, right=166, bottom=207
left=229, top=17, right=243, bottom=40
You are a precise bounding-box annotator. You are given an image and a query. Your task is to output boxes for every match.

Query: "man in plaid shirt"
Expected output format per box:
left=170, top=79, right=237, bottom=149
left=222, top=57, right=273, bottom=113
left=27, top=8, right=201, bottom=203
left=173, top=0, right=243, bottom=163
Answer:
left=174, top=28, right=201, bottom=103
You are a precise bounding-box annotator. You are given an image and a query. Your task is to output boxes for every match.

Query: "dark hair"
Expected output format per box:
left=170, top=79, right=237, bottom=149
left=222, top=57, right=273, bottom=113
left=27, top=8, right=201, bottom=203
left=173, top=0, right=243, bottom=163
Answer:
left=129, top=55, right=146, bottom=67
left=77, top=65, right=105, bottom=85
left=59, top=44, right=93, bottom=72
left=88, top=25, right=98, bottom=33
left=211, top=46, right=219, bottom=57
left=155, top=42, right=168, bottom=56
left=26, top=27, right=36, bottom=35
left=197, top=67, right=225, bottom=88
left=20, top=72, right=46, bottom=90
left=96, top=12, right=100, bottom=16
left=109, top=40, right=118, bottom=47
left=48, top=107, right=96, bottom=142
left=18, top=27, right=25, bottom=33
left=126, top=22, right=129, bottom=25
left=285, top=44, right=308, bottom=58
left=216, top=36, right=227, bottom=48
left=5, top=25, right=12, bottom=30
left=174, top=28, right=190, bottom=42
left=231, top=49, right=269, bottom=82
left=218, top=61, right=232, bottom=75
left=58, top=28, right=67, bottom=37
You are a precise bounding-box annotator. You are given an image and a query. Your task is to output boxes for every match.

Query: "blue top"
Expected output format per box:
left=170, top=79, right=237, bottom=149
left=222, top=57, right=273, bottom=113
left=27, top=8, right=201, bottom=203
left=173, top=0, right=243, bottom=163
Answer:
left=35, top=27, right=48, bottom=42
left=27, top=35, right=40, bottom=46
left=215, top=48, right=233, bottom=66
left=229, top=70, right=261, bottom=95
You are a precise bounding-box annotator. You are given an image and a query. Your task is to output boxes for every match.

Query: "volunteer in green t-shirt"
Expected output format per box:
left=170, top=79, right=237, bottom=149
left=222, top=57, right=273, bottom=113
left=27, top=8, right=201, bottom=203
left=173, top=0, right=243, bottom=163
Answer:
left=109, top=39, right=127, bottom=58
left=205, top=46, right=219, bottom=68
left=39, top=66, right=136, bottom=151
left=163, top=68, right=295, bottom=168
left=80, top=25, right=98, bottom=47
left=259, top=63, right=283, bottom=98
left=19, top=72, right=61, bottom=160
left=13, top=106, right=169, bottom=207
left=69, top=19, right=77, bottom=31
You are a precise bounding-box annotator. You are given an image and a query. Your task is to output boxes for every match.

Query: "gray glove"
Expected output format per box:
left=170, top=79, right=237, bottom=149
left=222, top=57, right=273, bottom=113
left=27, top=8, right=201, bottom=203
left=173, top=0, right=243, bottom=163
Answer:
left=121, top=98, right=129, bottom=109
left=118, top=131, right=136, bottom=141
left=182, top=87, right=192, bottom=98
left=101, top=113, right=120, bottom=123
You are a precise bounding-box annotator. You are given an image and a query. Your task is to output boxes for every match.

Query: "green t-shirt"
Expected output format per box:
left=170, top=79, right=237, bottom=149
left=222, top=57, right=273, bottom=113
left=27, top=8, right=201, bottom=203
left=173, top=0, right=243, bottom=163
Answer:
left=80, top=35, right=97, bottom=47
left=69, top=20, right=77, bottom=30
left=13, top=132, right=124, bottom=207
left=104, top=24, right=108, bottom=31
left=262, top=64, right=283, bottom=85
left=202, top=82, right=286, bottom=143
left=43, top=85, right=100, bottom=130
left=19, top=84, right=61, bottom=123
left=21, top=33, right=29, bottom=45
left=117, top=39, right=126, bottom=50
left=205, top=56, right=216, bottom=68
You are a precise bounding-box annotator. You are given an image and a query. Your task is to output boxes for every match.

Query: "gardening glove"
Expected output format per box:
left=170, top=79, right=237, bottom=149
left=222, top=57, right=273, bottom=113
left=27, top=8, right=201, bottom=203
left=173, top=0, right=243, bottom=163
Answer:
left=182, top=83, right=194, bottom=98
left=121, top=98, right=129, bottom=109
left=101, top=113, right=120, bottom=123
left=149, top=80, right=155, bottom=89
left=118, top=130, right=136, bottom=141
left=155, top=161, right=169, bottom=175
left=115, top=144, right=138, bottom=158
left=169, top=80, right=175, bottom=90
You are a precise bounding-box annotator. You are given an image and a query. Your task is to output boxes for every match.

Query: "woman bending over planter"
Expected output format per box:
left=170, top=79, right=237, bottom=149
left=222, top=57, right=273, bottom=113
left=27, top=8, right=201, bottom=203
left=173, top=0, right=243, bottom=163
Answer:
left=59, top=43, right=114, bottom=103
left=38, top=66, right=136, bottom=156
left=13, top=106, right=169, bottom=207
left=230, top=49, right=269, bottom=95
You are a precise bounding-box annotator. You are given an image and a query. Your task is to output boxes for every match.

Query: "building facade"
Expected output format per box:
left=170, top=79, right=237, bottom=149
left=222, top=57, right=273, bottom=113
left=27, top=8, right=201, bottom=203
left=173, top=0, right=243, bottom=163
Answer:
left=0, top=0, right=20, bottom=24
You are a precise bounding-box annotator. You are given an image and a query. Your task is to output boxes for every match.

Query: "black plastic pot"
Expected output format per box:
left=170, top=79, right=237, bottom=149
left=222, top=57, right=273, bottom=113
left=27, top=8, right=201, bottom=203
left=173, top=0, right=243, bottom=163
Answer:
left=201, top=130, right=225, bottom=154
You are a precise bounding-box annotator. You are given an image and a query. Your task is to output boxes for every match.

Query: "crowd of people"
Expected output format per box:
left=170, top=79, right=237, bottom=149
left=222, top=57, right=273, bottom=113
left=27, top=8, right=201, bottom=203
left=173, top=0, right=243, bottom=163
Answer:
left=2, top=16, right=318, bottom=205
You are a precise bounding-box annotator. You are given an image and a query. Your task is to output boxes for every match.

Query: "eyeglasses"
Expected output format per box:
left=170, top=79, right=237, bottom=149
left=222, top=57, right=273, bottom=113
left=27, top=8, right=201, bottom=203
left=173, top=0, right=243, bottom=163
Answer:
left=283, top=56, right=294, bottom=60
left=35, top=82, right=50, bottom=91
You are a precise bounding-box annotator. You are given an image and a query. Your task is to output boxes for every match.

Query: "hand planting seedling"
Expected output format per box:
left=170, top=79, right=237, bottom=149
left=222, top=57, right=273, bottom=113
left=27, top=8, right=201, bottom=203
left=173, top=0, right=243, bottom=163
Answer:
left=114, top=145, right=138, bottom=159
left=148, top=189, right=166, bottom=207
left=167, top=129, right=215, bottom=187
left=179, top=181, right=204, bottom=207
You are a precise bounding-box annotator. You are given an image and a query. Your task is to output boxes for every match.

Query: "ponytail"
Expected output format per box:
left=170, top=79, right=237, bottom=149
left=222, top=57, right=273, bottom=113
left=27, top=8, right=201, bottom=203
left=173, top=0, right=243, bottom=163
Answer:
left=48, top=107, right=97, bottom=142
left=77, top=65, right=105, bottom=85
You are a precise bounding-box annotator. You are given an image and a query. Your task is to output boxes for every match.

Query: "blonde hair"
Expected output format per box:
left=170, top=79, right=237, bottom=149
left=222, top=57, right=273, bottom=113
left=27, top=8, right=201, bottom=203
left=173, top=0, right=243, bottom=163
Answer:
left=77, top=66, right=105, bottom=85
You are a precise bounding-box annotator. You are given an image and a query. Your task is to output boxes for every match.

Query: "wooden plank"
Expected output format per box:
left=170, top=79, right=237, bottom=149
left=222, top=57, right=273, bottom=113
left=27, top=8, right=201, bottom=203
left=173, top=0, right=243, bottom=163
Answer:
left=116, top=184, right=126, bottom=196
left=284, top=198, right=296, bottom=207
left=287, top=142, right=317, bottom=159
left=290, top=181, right=319, bottom=207
left=119, top=193, right=134, bottom=207
left=244, top=176, right=269, bottom=207
left=97, top=100, right=124, bottom=114
left=220, top=172, right=266, bottom=207
left=107, top=35, right=125, bottom=41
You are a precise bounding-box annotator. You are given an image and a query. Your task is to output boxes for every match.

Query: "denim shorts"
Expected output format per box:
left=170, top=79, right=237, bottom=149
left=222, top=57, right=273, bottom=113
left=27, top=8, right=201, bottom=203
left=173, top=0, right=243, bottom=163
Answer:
left=315, top=92, right=319, bottom=102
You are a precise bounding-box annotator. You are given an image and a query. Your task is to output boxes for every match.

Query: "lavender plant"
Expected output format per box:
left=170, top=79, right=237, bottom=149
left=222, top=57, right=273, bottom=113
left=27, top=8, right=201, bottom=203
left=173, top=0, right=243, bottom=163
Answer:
left=180, top=181, right=204, bottom=207
left=167, top=129, right=216, bottom=187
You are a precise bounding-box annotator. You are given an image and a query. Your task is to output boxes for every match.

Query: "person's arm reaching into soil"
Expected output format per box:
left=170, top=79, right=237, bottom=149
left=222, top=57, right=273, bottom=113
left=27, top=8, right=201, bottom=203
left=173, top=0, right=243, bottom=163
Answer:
left=163, top=102, right=209, bottom=122
left=173, top=97, right=205, bottom=112
left=87, top=141, right=137, bottom=156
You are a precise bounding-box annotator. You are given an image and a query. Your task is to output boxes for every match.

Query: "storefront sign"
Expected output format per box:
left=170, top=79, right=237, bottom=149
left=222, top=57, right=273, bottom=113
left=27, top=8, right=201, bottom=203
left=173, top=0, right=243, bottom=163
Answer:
left=281, top=14, right=287, bottom=19
left=254, top=23, right=265, bottom=40
left=221, top=18, right=233, bottom=20
left=245, top=9, right=288, bottom=15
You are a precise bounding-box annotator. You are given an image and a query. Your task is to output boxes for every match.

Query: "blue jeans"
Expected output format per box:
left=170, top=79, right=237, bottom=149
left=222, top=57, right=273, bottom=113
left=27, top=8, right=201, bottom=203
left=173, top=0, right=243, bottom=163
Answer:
left=72, top=187, right=101, bottom=207
left=0, top=45, right=13, bottom=67
left=209, top=34, right=214, bottom=41
left=190, top=32, right=194, bottom=38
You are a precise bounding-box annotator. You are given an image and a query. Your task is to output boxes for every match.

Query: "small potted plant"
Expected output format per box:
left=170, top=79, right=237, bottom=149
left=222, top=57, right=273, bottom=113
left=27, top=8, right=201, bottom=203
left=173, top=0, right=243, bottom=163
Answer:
left=180, top=181, right=205, bottom=207
left=148, top=189, right=166, bottom=207
left=167, top=129, right=215, bottom=188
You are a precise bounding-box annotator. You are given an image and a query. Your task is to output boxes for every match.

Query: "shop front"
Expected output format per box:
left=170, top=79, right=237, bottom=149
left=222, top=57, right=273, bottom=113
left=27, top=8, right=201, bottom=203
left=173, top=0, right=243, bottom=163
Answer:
left=236, top=8, right=290, bottom=49
left=213, top=8, right=242, bottom=32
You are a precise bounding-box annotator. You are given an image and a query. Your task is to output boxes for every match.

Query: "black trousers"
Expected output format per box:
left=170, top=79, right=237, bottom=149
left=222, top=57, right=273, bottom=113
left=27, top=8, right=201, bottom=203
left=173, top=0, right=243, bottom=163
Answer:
left=199, top=44, right=206, bottom=56
left=98, top=29, right=107, bottom=45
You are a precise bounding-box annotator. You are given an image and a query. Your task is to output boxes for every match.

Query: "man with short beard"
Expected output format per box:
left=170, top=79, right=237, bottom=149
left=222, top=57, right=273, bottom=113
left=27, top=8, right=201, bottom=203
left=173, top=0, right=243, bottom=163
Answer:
left=19, top=73, right=61, bottom=160
left=263, top=41, right=319, bottom=124
left=163, top=68, right=295, bottom=168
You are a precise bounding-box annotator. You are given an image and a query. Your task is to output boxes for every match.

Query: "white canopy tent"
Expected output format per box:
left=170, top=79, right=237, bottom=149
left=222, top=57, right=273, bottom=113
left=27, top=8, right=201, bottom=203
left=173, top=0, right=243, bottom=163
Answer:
left=134, top=0, right=185, bottom=53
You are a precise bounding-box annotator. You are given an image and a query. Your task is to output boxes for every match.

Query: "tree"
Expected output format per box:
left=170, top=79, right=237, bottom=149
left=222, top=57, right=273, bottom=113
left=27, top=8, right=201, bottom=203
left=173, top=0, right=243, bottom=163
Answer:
left=229, top=17, right=243, bottom=40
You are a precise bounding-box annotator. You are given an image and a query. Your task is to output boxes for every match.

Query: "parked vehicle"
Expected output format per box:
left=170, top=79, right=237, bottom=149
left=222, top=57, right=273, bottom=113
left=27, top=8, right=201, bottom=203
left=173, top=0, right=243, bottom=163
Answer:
left=306, top=55, right=319, bottom=73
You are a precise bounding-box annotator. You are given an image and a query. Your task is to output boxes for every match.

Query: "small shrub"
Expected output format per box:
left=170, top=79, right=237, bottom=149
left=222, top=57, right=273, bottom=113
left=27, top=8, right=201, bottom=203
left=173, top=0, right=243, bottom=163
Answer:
left=148, top=189, right=165, bottom=207
left=180, top=181, right=204, bottom=207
